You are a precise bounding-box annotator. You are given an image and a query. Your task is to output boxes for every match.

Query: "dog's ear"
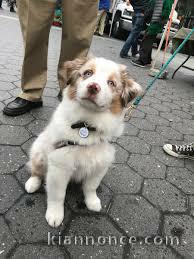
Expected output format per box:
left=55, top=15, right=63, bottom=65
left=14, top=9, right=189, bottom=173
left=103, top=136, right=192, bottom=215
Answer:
left=63, top=57, right=89, bottom=86
left=120, top=65, right=142, bottom=107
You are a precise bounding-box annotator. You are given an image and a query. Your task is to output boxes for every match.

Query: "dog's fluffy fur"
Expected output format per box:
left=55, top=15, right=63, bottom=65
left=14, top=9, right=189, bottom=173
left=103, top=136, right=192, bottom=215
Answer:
left=25, top=57, right=142, bottom=227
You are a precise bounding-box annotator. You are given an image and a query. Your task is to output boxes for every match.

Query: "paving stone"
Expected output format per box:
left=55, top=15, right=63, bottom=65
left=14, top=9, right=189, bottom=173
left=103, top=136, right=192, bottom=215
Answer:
left=122, top=123, right=139, bottom=136
left=30, top=107, right=54, bottom=121
left=15, top=166, right=31, bottom=189
left=129, top=244, right=178, bottom=259
left=65, top=216, right=124, bottom=259
left=0, top=90, right=12, bottom=101
left=0, top=73, right=18, bottom=82
left=128, top=154, right=166, bottom=178
left=43, top=88, right=58, bottom=97
left=171, top=122, right=194, bottom=135
left=9, top=88, right=21, bottom=97
left=113, top=143, right=129, bottom=163
left=0, top=146, right=27, bottom=174
left=11, top=244, right=68, bottom=259
left=143, top=179, right=187, bottom=212
left=151, top=103, right=171, bottom=113
left=0, top=216, right=16, bottom=257
left=167, top=168, right=194, bottom=195
left=109, top=195, right=160, bottom=236
left=130, top=118, right=156, bottom=131
left=156, top=126, right=183, bottom=141
left=0, top=101, right=4, bottom=110
left=21, top=137, right=36, bottom=155
left=5, top=194, right=71, bottom=242
left=66, top=182, right=112, bottom=213
left=162, top=101, right=182, bottom=111
left=151, top=146, right=185, bottom=167
left=137, top=105, right=159, bottom=115
left=103, top=164, right=142, bottom=194
left=164, top=215, right=194, bottom=258
left=185, top=160, right=194, bottom=174
left=0, top=125, right=31, bottom=145
left=117, top=136, right=151, bottom=154
left=3, top=96, right=15, bottom=105
left=139, top=131, right=166, bottom=146
left=160, top=112, right=182, bottom=123
left=0, top=175, right=23, bottom=214
left=172, top=110, right=192, bottom=120
left=46, top=81, right=59, bottom=89
left=131, top=109, right=145, bottom=118
left=0, top=81, right=15, bottom=91
left=0, top=112, right=34, bottom=126
left=27, top=120, right=48, bottom=136
left=183, top=135, right=194, bottom=143
left=146, top=114, right=169, bottom=126
left=190, top=196, right=194, bottom=217
left=144, top=96, right=162, bottom=104
left=12, top=80, right=21, bottom=88
left=43, top=96, right=60, bottom=108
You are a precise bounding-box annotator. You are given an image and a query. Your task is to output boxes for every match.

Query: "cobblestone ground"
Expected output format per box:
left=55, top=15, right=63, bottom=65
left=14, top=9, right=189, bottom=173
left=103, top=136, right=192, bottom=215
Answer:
left=0, top=8, right=194, bottom=259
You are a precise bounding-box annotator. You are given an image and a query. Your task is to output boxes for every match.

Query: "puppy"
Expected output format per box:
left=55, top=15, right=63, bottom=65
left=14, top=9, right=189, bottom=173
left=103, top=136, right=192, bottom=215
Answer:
left=25, top=57, right=142, bottom=227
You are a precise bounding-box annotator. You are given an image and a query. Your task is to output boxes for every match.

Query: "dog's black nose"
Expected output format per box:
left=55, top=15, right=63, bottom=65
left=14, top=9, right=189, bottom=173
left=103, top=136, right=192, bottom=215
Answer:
left=87, top=83, right=101, bottom=95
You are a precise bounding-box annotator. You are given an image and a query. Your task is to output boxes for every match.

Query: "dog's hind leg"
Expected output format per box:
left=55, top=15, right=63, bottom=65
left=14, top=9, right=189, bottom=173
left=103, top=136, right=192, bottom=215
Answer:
left=25, top=133, right=52, bottom=193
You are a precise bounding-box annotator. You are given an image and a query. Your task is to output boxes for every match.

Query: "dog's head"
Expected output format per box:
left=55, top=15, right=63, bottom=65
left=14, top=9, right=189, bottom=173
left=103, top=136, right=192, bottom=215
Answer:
left=63, top=57, right=142, bottom=113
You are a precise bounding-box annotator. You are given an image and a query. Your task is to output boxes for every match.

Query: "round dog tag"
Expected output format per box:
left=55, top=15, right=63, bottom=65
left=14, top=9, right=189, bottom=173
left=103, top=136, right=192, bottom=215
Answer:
left=79, top=127, right=89, bottom=138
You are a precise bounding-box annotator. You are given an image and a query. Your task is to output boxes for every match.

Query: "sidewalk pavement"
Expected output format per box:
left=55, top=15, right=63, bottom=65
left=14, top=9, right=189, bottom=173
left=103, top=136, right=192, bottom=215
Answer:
left=0, top=10, right=194, bottom=259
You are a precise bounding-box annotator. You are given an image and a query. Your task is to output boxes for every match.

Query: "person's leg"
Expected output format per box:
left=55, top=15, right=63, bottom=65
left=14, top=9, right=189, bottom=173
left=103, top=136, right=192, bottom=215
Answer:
left=58, top=0, right=98, bottom=91
left=98, top=10, right=107, bottom=36
left=120, top=12, right=144, bottom=57
left=139, top=33, right=156, bottom=64
left=131, top=39, right=138, bottom=57
left=95, top=10, right=103, bottom=34
left=17, top=0, right=56, bottom=101
left=0, top=0, right=3, bottom=8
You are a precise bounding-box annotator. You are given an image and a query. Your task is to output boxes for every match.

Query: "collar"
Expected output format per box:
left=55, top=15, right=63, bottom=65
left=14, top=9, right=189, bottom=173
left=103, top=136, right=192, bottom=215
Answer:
left=71, top=121, right=96, bottom=131
left=54, top=140, right=80, bottom=149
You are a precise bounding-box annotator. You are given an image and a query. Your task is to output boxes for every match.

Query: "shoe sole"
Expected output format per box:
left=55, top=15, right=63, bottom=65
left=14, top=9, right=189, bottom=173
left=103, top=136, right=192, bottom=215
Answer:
left=3, top=102, right=43, bottom=117
left=163, top=146, right=194, bottom=160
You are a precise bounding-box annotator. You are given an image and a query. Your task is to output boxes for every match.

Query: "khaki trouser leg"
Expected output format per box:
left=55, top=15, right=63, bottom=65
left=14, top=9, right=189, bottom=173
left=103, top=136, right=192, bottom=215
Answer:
left=58, top=0, right=98, bottom=90
left=95, top=10, right=104, bottom=33
left=17, top=0, right=56, bottom=101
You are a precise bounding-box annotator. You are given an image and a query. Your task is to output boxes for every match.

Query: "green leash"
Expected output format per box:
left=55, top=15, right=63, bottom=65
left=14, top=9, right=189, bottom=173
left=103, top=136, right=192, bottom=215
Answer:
left=133, top=28, right=194, bottom=106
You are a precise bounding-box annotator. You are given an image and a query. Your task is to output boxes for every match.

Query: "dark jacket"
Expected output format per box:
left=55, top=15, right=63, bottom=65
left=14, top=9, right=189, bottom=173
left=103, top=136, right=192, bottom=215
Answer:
left=148, top=0, right=173, bottom=35
left=99, top=0, right=110, bottom=11
left=130, top=0, right=149, bottom=12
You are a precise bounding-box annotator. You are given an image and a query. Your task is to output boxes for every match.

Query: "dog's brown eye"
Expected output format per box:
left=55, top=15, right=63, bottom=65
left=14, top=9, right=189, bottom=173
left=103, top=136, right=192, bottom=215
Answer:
left=83, top=70, right=93, bottom=78
left=108, top=80, right=116, bottom=87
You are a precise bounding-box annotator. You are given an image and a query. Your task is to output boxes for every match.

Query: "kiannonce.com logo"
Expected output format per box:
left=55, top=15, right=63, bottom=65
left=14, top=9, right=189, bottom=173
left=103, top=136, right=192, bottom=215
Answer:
left=48, top=232, right=180, bottom=246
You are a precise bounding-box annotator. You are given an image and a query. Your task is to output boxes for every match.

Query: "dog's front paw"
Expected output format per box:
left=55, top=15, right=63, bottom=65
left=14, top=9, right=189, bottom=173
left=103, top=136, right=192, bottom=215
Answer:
left=85, top=196, right=102, bottom=212
left=25, top=176, right=42, bottom=193
left=46, top=205, right=64, bottom=228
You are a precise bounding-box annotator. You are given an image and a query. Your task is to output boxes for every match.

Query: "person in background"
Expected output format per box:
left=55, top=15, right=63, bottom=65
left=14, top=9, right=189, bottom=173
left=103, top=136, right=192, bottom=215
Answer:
left=132, top=0, right=173, bottom=67
left=95, top=0, right=110, bottom=36
left=3, top=0, right=98, bottom=116
left=120, top=0, right=149, bottom=59
left=0, top=0, right=3, bottom=9
left=7, top=0, right=16, bottom=12
left=163, top=143, right=194, bottom=160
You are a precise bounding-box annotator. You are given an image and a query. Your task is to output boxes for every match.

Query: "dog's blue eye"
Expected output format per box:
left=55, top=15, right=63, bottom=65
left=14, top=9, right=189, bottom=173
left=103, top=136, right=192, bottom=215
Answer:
left=108, top=80, right=116, bottom=87
left=83, top=70, right=93, bottom=78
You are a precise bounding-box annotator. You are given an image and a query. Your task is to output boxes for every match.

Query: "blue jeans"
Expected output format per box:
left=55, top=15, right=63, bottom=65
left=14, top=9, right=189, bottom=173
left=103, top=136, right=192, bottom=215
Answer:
left=120, top=11, right=145, bottom=56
